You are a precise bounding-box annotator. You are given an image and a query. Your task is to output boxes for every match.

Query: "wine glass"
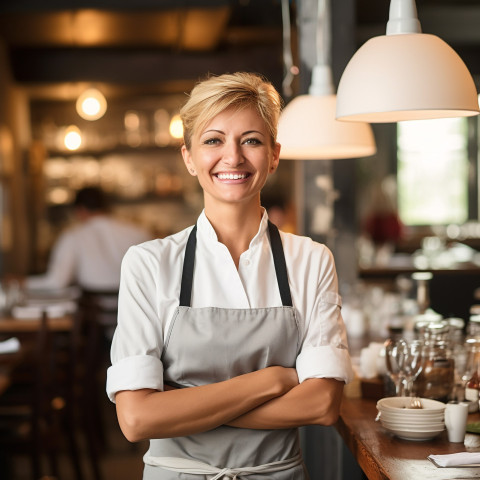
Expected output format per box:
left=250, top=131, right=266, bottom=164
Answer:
left=385, top=338, right=424, bottom=397
left=384, top=338, right=407, bottom=396
left=401, top=340, right=424, bottom=397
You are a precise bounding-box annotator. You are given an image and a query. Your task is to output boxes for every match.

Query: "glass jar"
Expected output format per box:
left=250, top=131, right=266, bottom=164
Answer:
left=413, top=311, right=444, bottom=338
left=448, top=317, right=466, bottom=350
left=415, top=323, right=455, bottom=402
left=468, top=315, right=480, bottom=337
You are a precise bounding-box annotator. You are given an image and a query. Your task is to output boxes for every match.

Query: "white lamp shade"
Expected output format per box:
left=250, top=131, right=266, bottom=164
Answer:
left=278, top=94, right=376, bottom=160
left=336, top=33, right=480, bottom=123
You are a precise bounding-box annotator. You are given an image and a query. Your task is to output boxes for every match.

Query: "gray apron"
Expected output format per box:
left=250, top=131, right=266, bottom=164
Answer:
left=143, top=221, right=308, bottom=479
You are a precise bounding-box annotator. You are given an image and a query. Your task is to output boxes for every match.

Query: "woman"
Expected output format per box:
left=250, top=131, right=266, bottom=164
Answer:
left=106, top=72, right=354, bottom=479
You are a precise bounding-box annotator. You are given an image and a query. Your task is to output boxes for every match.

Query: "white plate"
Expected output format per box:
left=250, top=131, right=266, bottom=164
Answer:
left=380, top=420, right=445, bottom=432
left=379, top=411, right=444, bottom=423
left=382, top=425, right=445, bottom=441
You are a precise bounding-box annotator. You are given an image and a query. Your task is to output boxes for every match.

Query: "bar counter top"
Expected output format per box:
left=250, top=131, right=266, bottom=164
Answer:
left=336, top=396, right=480, bottom=480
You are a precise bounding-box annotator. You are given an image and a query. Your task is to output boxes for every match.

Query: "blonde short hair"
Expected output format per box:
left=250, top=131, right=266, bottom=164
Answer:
left=180, top=72, right=283, bottom=150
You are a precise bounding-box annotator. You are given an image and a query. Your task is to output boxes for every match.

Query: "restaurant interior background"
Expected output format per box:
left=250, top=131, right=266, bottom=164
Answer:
left=0, top=0, right=479, bottom=324
left=0, top=0, right=479, bottom=318
left=0, top=0, right=479, bottom=479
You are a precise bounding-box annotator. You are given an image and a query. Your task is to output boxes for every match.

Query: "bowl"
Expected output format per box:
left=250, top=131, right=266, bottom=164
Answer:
left=377, top=397, right=446, bottom=413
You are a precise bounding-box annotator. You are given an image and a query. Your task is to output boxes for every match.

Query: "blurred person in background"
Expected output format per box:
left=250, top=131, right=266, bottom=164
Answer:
left=361, top=178, right=404, bottom=266
left=25, top=186, right=152, bottom=293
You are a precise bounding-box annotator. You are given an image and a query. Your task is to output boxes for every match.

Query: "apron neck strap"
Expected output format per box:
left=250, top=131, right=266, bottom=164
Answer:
left=179, top=221, right=292, bottom=307
left=267, top=220, right=293, bottom=307
left=179, top=225, right=197, bottom=307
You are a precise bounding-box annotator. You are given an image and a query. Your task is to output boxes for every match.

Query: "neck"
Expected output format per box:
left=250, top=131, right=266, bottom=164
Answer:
left=204, top=199, right=263, bottom=268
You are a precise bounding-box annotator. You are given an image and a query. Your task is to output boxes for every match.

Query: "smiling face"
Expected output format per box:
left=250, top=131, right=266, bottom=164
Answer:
left=182, top=106, right=280, bottom=212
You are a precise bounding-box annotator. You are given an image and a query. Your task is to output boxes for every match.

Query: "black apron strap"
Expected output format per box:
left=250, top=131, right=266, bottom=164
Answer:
left=179, top=225, right=197, bottom=307
left=179, top=221, right=293, bottom=307
left=267, top=221, right=293, bottom=307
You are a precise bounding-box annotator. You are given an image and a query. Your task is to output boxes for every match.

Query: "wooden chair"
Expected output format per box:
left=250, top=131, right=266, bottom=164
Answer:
left=75, top=289, right=119, bottom=480
left=0, top=311, right=83, bottom=480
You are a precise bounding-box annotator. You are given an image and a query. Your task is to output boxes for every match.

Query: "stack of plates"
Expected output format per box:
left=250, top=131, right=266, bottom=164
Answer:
left=376, top=397, right=446, bottom=441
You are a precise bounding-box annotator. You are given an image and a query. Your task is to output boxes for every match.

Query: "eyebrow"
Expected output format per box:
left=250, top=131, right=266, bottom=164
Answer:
left=201, top=129, right=265, bottom=136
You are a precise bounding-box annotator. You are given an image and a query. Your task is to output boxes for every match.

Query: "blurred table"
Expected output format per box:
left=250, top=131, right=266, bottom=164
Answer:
left=0, top=315, right=73, bottom=334
left=0, top=313, right=74, bottom=397
left=336, top=396, right=480, bottom=480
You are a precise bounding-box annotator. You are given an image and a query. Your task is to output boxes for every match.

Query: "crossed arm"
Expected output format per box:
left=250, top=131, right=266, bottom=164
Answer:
left=115, top=367, right=344, bottom=442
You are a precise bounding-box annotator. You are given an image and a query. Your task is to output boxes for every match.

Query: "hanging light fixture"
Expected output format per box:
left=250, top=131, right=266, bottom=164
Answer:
left=336, top=0, right=480, bottom=123
left=76, top=88, right=107, bottom=121
left=277, top=0, right=376, bottom=160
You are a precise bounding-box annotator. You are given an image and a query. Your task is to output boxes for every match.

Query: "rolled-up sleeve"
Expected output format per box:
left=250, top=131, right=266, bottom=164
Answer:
left=295, top=247, right=355, bottom=384
left=107, top=245, right=165, bottom=402
left=107, top=355, right=164, bottom=402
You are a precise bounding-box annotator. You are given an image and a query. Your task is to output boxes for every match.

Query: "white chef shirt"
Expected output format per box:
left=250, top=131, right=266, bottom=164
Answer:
left=107, top=210, right=354, bottom=402
left=26, top=215, right=151, bottom=292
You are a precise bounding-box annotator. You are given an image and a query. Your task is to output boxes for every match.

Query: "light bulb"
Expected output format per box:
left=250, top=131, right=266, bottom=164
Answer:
left=76, top=88, right=107, bottom=121
left=169, top=114, right=184, bottom=139
left=64, top=126, right=82, bottom=151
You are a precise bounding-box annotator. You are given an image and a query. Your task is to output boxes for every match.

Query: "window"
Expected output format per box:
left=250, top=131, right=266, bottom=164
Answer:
left=397, top=117, right=469, bottom=226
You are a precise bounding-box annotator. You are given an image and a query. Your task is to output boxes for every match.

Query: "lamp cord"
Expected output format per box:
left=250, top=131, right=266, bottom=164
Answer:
left=316, top=0, right=331, bottom=67
left=281, top=0, right=295, bottom=98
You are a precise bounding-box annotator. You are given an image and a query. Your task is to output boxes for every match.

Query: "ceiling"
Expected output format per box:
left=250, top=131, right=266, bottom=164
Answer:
left=0, top=0, right=286, bottom=101
left=0, top=1, right=479, bottom=105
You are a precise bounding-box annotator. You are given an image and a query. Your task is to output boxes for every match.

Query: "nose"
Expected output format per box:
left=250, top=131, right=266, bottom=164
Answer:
left=222, top=140, right=244, bottom=167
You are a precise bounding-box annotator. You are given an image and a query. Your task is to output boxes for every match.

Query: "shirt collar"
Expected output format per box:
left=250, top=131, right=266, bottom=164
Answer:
left=196, top=208, right=270, bottom=249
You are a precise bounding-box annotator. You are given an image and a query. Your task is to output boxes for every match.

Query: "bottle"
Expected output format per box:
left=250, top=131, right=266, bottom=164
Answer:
left=463, top=337, right=480, bottom=411
left=412, top=271, right=433, bottom=315
left=465, top=370, right=480, bottom=412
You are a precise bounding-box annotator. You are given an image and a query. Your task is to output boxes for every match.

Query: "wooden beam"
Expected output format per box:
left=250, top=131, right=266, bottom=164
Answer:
left=9, top=45, right=284, bottom=90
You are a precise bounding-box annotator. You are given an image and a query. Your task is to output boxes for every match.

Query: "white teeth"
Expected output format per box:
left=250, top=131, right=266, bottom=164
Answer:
left=216, top=173, right=248, bottom=180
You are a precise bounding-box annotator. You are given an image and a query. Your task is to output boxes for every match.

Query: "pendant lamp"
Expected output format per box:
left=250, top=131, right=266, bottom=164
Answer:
left=336, top=0, right=480, bottom=123
left=277, top=0, right=376, bottom=160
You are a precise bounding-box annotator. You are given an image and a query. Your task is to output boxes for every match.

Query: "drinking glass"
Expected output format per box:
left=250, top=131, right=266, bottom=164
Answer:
left=385, top=338, right=407, bottom=396
left=402, top=339, right=424, bottom=397
left=385, top=338, right=424, bottom=396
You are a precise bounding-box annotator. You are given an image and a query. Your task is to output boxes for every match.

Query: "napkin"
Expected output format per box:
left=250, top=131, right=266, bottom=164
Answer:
left=0, top=337, right=20, bottom=354
left=428, top=452, right=480, bottom=467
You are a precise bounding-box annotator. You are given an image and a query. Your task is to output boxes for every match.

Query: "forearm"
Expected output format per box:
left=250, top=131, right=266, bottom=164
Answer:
left=227, top=378, right=344, bottom=429
left=115, top=366, right=297, bottom=442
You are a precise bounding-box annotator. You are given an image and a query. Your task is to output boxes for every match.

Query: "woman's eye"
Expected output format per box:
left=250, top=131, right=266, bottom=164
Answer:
left=243, top=137, right=262, bottom=145
left=203, top=137, right=221, bottom=145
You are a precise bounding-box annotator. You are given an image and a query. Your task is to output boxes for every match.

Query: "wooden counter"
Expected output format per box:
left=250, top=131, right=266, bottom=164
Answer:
left=336, top=396, right=480, bottom=480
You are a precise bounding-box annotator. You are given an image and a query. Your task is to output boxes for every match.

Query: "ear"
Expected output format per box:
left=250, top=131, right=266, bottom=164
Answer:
left=269, top=142, right=281, bottom=174
left=181, top=145, right=197, bottom=176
